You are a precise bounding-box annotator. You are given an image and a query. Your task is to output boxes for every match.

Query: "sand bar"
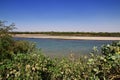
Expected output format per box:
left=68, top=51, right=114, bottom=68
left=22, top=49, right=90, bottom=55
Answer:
left=13, top=34, right=120, bottom=40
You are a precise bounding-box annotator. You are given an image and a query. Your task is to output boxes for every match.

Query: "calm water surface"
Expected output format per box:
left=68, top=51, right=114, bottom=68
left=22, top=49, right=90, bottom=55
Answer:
left=15, top=38, right=117, bottom=57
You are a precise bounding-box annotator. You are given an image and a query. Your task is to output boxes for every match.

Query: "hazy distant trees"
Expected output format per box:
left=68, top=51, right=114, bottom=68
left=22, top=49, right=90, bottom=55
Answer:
left=12, top=31, right=120, bottom=37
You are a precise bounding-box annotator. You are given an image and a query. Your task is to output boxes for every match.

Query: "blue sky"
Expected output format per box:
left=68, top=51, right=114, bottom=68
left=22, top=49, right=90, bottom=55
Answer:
left=0, top=0, right=120, bottom=32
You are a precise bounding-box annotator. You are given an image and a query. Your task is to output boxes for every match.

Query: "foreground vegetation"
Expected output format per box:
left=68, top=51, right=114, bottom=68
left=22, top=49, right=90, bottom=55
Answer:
left=0, top=21, right=120, bottom=80
left=12, top=31, right=120, bottom=37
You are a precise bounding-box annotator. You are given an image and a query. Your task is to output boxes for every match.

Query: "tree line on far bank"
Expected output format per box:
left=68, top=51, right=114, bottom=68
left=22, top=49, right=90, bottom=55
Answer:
left=11, top=31, right=120, bottom=37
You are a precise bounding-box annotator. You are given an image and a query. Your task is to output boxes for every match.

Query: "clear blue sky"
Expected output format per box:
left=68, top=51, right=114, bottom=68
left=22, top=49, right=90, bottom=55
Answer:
left=0, top=0, right=120, bottom=32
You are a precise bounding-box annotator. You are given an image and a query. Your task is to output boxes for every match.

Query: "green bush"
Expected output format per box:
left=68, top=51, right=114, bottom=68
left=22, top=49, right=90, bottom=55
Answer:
left=0, top=41, right=120, bottom=80
left=13, top=40, right=36, bottom=54
left=0, top=49, right=120, bottom=80
left=0, top=20, right=37, bottom=61
left=101, top=41, right=120, bottom=55
left=0, top=21, right=15, bottom=60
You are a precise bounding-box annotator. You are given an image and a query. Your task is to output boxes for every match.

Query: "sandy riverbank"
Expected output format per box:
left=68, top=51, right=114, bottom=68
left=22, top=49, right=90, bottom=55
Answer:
left=13, top=34, right=120, bottom=40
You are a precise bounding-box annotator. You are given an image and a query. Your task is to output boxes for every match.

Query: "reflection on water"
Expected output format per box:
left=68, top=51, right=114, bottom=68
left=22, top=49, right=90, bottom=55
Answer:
left=14, top=37, right=117, bottom=57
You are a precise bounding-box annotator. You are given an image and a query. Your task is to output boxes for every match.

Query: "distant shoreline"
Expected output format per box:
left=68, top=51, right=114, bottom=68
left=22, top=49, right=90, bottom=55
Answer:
left=13, top=34, right=120, bottom=40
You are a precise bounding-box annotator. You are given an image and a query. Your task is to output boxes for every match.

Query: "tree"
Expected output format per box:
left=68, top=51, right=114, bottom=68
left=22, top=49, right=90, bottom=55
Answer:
left=0, top=20, right=15, bottom=60
left=0, top=20, right=15, bottom=36
left=0, top=20, right=36, bottom=61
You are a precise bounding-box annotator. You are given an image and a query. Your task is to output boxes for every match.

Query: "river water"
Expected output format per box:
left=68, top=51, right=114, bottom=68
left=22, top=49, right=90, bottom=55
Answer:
left=15, top=37, right=117, bottom=57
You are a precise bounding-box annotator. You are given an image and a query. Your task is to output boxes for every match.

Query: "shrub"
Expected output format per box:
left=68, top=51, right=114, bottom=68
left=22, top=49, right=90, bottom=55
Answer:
left=0, top=41, right=120, bottom=80
left=0, top=21, right=15, bottom=60
left=13, top=40, right=36, bottom=54
left=101, top=41, right=120, bottom=55
left=0, top=20, right=36, bottom=60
